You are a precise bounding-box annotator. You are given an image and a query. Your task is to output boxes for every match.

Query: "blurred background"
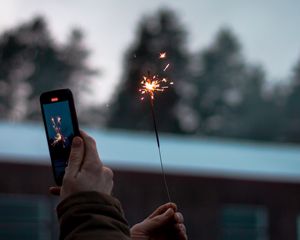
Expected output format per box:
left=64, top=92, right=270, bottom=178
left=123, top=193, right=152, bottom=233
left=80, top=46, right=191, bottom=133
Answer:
left=1, top=0, right=300, bottom=239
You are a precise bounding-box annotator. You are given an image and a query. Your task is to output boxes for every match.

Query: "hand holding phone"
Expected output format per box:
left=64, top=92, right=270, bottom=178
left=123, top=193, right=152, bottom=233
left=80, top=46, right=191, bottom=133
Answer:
left=50, top=130, right=114, bottom=199
left=40, top=89, right=80, bottom=186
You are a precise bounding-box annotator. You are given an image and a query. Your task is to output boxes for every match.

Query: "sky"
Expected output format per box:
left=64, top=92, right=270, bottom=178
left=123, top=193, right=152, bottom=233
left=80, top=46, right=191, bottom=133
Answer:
left=1, top=0, right=300, bottom=105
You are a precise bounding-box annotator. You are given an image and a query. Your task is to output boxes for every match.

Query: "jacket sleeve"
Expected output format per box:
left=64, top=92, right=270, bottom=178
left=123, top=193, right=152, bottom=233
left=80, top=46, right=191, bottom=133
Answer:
left=57, top=191, right=131, bottom=240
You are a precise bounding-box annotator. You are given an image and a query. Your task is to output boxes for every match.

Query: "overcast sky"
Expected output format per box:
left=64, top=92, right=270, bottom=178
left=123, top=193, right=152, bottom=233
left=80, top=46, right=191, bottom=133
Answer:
left=1, top=0, right=300, bottom=104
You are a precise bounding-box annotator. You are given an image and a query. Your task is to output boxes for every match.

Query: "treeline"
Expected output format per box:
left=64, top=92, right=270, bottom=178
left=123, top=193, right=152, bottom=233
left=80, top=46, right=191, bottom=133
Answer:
left=0, top=17, right=102, bottom=125
left=0, top=10, right=300, bottom=143
left=107, top=9, right=300, bottom=143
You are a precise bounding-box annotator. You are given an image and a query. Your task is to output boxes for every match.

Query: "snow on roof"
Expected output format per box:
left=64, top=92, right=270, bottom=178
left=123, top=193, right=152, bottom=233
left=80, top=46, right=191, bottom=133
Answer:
left=1, top=121, right=300, bottom=182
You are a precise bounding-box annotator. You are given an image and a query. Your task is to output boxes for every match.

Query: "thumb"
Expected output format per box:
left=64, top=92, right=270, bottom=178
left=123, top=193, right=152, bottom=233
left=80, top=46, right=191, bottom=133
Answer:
left=49, top=186, right=61, bottom=196
left=66, top=137, right=84, bottom=176
left=147, top=208, right=175, bottom=231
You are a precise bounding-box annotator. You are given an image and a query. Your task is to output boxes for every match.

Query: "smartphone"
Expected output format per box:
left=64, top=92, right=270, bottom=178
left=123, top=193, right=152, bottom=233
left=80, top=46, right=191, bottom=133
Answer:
left=40, top=89, right=80, bottom=186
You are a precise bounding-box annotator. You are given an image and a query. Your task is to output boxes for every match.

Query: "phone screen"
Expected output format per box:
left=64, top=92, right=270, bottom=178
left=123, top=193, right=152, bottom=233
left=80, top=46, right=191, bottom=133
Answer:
left=42, top=100, right=75, bottom=181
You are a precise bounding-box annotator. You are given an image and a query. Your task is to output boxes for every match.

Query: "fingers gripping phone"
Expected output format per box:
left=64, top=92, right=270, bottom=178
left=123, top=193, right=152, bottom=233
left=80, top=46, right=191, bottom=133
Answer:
left=40, top=89, right=80, bottom=186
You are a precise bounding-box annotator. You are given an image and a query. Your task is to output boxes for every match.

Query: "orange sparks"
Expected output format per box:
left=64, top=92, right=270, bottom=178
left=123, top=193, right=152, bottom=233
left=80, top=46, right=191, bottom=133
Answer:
left=159, top=52, right=166, bottom=59
left=139, top=51, right=173, bottom=100
left=163, top=63, right=170, bottom=72
left=139, top=75, right=173, bottom=100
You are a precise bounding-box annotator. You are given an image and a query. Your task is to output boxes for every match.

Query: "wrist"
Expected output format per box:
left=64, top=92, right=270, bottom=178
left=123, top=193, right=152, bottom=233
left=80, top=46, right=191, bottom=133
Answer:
left=130, top=226, right=150, bottom=240
left=130, top=232, right=149, bottom=240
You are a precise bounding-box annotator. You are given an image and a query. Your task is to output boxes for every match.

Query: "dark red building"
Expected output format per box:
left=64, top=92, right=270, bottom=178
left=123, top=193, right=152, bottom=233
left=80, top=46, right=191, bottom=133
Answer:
left=1, top=122, right=300, bottom=240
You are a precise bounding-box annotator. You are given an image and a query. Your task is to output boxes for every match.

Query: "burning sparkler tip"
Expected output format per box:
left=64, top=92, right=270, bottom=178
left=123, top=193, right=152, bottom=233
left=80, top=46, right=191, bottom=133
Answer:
left=139, top=51, right=173, bottom=101
left=159, top=52, right=167, bottom=59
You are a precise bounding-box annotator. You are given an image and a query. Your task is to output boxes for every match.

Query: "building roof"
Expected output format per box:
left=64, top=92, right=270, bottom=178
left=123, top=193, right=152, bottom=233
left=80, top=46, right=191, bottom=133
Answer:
left=1, top=121, right=300, bottom=182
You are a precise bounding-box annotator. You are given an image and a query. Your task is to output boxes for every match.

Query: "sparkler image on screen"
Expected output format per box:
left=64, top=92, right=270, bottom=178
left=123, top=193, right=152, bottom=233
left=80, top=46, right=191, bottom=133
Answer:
left=51, top=116, right=67, bottom=148
left=44, top=101, right=74, bottom=149
left=43, top=100, right=75, bottom=178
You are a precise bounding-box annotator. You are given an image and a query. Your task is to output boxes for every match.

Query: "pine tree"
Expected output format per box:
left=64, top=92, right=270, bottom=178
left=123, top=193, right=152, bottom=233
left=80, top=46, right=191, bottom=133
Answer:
left=284, top=58, right=300, bottom=142
left=60, top=29, right=97, bottom=104
left=192, top=28, right=276, bottom=140
left=0, top=17, right=96, bottom=121
left=192, top=28, right=247, bottom=136
left=107, top=9, right=190, bottom=133
left=235, top=66, right=283, bottom=141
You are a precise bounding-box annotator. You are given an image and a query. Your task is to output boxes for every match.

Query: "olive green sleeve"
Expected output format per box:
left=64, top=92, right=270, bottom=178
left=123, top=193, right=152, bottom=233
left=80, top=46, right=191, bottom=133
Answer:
left=57, top=191, right=131, bottom=240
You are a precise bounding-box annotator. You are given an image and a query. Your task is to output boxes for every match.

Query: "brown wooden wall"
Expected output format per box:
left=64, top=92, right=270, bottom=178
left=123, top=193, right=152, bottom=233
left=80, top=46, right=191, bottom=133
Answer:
left=0, top=160, right=300, bottom=240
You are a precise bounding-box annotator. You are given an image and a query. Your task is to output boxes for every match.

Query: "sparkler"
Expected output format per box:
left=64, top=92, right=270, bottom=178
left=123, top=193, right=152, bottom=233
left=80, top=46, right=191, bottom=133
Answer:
left=51, top=116, right=67, bottom=148
left=139, top=52, right=173, bottom=202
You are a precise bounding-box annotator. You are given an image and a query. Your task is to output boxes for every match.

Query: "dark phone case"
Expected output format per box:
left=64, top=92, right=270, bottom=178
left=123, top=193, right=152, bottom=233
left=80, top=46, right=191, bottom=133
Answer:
left=40, top=89, right=80, bottom=186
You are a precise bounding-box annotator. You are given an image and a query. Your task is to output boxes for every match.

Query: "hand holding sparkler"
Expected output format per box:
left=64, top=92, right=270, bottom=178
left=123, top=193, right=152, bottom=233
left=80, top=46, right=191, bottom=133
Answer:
left=131, top=202, right=188, bottom=240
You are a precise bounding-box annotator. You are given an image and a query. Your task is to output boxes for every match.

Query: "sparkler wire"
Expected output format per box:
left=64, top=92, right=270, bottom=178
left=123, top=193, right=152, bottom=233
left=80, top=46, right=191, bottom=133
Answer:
left=149, top=97, right=172, bottom=203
